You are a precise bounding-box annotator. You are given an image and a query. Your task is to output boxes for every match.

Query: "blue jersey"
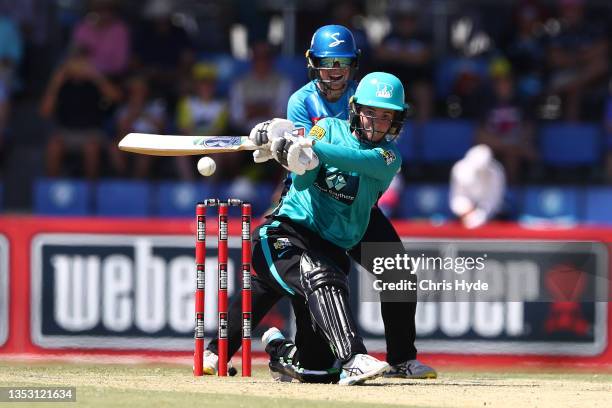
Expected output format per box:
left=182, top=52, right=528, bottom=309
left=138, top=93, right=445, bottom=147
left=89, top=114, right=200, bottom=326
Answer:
left=287, top=81, right=356, bottom=133
left=277, top=118, right=402, bottom=249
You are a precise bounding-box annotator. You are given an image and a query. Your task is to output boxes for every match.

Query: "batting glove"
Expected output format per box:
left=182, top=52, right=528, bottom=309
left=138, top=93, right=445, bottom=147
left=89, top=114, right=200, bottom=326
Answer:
left=252, top=148, right=273, bottom=163
left=271, top=135, right=319, bottom=175
left=249, top=118, right=295, bottom=147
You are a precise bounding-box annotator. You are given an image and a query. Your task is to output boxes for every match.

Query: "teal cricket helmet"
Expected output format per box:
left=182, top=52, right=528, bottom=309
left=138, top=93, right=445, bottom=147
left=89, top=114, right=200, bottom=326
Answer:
left=349, top=72, right=408, bottom=142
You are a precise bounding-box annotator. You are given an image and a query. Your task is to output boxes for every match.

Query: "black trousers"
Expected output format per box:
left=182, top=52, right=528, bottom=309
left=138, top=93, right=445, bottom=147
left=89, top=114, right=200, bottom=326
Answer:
left=208, top=206, right=417, bottom=367
left=349, top=206, right=417, bottom=364
left=209, top=217, right=365, bottom=369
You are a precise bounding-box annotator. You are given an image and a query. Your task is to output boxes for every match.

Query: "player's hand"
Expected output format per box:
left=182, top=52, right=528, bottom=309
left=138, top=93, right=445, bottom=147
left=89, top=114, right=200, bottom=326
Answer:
left=271, top=135, right=319, bottom=175
left=252, top=148, right=273, bottom=163
left=249, top=118, right=295, bottom=147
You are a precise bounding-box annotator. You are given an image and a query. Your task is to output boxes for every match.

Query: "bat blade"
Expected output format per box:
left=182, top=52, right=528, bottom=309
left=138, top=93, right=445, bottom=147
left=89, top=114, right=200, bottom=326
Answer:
left=118, top=133, right=258, bottom=156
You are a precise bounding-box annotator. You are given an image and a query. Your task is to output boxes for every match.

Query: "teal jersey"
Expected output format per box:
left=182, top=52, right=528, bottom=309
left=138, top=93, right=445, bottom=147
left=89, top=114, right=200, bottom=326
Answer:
left=277, top=117, right=402, bottom=249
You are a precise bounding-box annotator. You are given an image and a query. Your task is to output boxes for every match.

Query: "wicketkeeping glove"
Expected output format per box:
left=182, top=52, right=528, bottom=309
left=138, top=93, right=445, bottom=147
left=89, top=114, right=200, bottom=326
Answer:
left=271, top=135, right=319, bottom=175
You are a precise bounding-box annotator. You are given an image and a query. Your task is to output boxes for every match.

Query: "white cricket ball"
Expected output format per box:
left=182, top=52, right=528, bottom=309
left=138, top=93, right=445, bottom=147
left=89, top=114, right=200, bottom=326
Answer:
left=197, top=156, right=216, bottom=176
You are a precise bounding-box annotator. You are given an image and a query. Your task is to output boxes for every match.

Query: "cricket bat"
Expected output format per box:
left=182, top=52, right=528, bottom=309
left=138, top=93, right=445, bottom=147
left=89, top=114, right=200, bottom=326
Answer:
left=118, top=133, right=258, bottom=156
left=118, top=132, right=319, bottom=169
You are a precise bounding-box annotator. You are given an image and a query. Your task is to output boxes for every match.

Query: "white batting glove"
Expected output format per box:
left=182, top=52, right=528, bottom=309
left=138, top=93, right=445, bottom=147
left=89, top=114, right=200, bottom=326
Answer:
left=252, top=148, right=273, bottom=163
left=271, top=135, right=319, bottom=175
left=249, top=118, right=295, bottom=148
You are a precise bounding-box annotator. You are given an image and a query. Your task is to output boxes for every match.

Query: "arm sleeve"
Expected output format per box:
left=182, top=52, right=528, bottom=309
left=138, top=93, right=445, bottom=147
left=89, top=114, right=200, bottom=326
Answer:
left=292, top=164, right=320, bottom=190
left=312, top=141, right=401, bottom=181
left=287, top=94, right=312, bottom=133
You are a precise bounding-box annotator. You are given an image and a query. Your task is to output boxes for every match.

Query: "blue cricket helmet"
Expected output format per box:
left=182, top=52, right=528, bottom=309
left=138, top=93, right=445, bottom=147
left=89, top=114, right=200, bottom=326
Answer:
left=307, top=25, right=360, bottom=58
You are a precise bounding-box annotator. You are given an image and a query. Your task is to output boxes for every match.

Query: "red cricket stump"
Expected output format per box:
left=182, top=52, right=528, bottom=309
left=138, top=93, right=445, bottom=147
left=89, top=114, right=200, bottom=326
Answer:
left=193, top=203, right=206, bottom=376
left=241, top=203, right=252, bottom=377
left=217, top=202, right=229, bottom=376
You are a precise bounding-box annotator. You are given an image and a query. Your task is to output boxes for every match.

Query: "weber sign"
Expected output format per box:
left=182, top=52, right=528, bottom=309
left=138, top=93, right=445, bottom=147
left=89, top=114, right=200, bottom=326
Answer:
left=31, top=234, right=242, bottom=350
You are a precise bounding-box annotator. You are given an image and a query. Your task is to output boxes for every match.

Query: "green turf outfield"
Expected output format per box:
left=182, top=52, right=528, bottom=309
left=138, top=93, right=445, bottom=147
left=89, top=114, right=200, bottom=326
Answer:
left=0, top=362, right=610, bottom=408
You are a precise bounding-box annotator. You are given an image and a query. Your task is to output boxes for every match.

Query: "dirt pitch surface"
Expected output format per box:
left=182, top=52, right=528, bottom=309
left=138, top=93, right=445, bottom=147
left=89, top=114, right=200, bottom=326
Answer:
left=0, top=362, right=611, bottom=408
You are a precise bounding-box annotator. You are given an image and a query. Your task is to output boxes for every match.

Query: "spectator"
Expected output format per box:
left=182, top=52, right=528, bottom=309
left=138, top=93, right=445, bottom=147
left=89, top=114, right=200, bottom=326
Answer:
left=505, top=1, right=547, bottom=102
left=545, top=0, right=609, bottom=121
left=132, top=0, right=195, bottom=113
left=374, top=3, right=433, bottom=121
left=110, top=74, right=167, bottom=178
left=476, top=58, right=537, bottom=184
left=175, top=63, right=229, bottom=180
left=71, top=0, right=130, bottom=78
left=450, top=145, right=506, bottom=229
left=0, top=13, right=23, bottom=156
left=229, top=42, right=291, bottom=134
left=40, top=47, right=122, bottom=179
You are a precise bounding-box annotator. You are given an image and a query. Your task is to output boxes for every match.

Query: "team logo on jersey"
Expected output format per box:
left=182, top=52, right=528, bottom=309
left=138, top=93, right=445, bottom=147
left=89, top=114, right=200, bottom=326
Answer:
left=328, top=32, right=345, bottom=47
left=375, top=83, right=393, bottom=98
left=273, top=238, right=291, bottom=250
left=379, top=149, right=397, bottom=165
left=309, top=125, right=326, bottom=140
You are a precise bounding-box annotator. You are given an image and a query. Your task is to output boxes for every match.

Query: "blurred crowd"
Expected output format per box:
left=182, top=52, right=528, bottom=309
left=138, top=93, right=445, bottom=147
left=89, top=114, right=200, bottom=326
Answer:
left=0, top=0, right=611, bottom=212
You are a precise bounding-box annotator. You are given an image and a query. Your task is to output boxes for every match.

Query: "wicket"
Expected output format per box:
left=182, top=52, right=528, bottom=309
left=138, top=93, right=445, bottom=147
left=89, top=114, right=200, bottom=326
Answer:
left=194, top=198, right=252, bottom=377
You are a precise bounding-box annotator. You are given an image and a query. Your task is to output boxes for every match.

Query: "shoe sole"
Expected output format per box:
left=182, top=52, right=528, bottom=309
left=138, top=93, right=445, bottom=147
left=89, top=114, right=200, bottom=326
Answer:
left=338, top=363, right=390, bottom=386
left=384, top=371, right=437, bottom=379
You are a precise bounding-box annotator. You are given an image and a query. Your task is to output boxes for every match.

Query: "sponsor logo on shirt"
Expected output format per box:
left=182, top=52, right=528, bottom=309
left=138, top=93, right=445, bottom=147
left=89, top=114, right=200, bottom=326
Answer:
left=309, top=125, right=326, bottom=140
left=273, top=238, right=291, bottom=250
left=314, top=168, right=359, bottom=205
left=380, top=149, right=397, bottom=165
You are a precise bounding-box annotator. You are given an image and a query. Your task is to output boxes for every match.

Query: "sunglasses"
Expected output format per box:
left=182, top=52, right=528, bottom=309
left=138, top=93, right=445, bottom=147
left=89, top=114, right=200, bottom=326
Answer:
left=317, top=57, right=354, bottom=68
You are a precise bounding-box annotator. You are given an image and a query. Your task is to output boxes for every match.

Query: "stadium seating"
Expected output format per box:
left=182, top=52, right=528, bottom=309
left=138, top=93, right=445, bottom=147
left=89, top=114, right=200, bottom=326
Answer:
left=399, top=184, right=452, bottom=220
left=95, top=180, right=151, bottom=217
left=434, top=57, right=489, bottom=98
left=34, top=178, right=91, bottom=216
left=216, top=180, right=276, bottom=217
left=584, top=188, right=612, bottom=225
left=396, top=121, right=417, bottom=162
left=522, top=186, right=581, bottom=221
left=539, top=123, right=602, bottom=166
left=420, top=120, right=475, bottom=163
left=155, top=181, right=213, bottom=217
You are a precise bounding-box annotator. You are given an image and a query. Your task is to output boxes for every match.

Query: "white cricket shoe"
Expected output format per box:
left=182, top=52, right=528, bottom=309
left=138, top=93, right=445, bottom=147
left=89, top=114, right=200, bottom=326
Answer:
left=385, top=359, right=437, bottom=379
left=202, top=350, right=236, bottom=376
left=338, top=354, right=390, bottom=386
left=262, top=327, right=285, bottom=346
